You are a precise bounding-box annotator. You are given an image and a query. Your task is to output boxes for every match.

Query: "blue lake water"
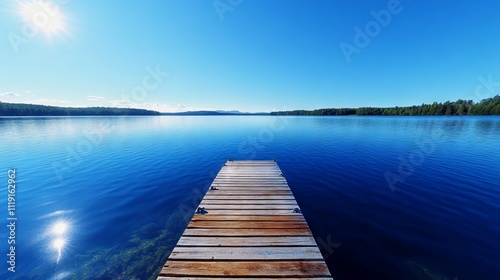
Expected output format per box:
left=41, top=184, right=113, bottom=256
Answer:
left=0, top=116, right=499, bottom=280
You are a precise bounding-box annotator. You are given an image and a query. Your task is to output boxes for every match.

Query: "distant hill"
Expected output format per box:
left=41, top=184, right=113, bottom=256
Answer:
left=161, top=110, right=269, bottom=116
left=0, top=102, right=160, bottom=116
left=0, top=102, right=270, bottom=116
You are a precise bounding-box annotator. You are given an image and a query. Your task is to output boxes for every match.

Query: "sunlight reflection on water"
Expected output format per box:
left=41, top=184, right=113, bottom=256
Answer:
left=45, top=219, right=71, bottom=263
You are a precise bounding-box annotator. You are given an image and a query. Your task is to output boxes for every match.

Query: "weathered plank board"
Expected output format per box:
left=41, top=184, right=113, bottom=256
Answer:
left=176, top=236, right=317, bottom=247
left=157, top=160, right=332, bottom=279
left=207, top=186, right=291, bottom=191
left=187, top=221, right=308, bottom=229
left=200, top=199, right=297, bottom=205
left=210, top=184, right=290, bottom=187
left=204, top=190, right=293, bottom=195
left=159, top=278, right=333, bottom=280
left=190, top=215, right=306, bottom=221
left=160, top=261, right=331, bottom=277
left=190, top=209, right=301, bottom=215
left=169, top=247, right=324, bottom=260
left=198, top=195, right=295, bottom=200
left=188, top=204, right=299, bottom=210
left=183, top=228, right=312, bottom=237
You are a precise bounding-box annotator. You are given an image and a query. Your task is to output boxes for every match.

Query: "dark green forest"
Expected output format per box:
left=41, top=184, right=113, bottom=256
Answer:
left=271, top=95, right=500, bottom=116
left=0, top=102, right=160, bottom=116
left=2, top=95, right=499, bottom=116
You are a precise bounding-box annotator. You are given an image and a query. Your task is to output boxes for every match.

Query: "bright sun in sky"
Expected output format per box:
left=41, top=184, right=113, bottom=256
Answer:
left=19, top=0, right=67, bottom=36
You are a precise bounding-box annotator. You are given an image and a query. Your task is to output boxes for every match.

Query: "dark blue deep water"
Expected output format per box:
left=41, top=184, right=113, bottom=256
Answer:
left=0, top=116, right=499, bottom=280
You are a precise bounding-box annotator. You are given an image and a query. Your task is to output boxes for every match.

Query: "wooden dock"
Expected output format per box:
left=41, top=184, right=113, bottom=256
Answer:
left=158, top=160, right=333, bottom=279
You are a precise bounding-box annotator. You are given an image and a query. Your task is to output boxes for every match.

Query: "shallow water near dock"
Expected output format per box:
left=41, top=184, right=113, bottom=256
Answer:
left=0, top=116, right=499, bottom=279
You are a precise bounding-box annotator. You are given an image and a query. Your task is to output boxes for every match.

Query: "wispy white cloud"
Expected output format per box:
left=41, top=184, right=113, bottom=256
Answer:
left=108, top=99, right=134, bottom=107
left=86, top=95, right=105, bottom=101
left=37, top=210, right=74, bottom=220
left=1, top=92, right=20, bottom=96
left=107, top=100, right=210, bottom=113
left=20, top=99, right=71, bottom=106
left=24, top=90, right=33, bottom=94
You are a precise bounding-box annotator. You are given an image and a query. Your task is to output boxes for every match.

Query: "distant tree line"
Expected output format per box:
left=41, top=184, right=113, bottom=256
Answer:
left=271, top=95, right=500, bottom=116
left=0, top=102, right=160, bottom=116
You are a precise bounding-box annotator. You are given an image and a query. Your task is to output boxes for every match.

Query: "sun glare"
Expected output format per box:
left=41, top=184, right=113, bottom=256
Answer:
left=52, top=238, right=66, bottom=250
left=19, top=0, right=68, bottom=36
left=52, top=238, right=66, bottom=263
left=49, top=220, right=70, bottom=263
left=52, top=221, right=69, bottom=235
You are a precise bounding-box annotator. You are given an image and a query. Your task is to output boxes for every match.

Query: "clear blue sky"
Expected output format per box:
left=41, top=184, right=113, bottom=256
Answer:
left=1, top=0, right=500, bottom=112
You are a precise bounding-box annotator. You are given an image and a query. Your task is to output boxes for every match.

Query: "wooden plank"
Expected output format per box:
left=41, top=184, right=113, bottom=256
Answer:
left=218, top=169, right=281, bottom=172
left=159, top=277, right=333, bottom=280
left=218, top=168, right=280, bottom=170
left=169, top=247, right=324, bottom=260
left=198, top=195, right=294, bottom=200
left=183, top=228, right=312, bottom=237
left=213, top=180, right=285, bottom=183
left=207, top=187, right=291, bottom=191
left=190, top=215, right=306, bottom=221
left=217, top=173, right=283, bottom=175
left=212, top=181, right=288, bottom=184
left=225, top=161, right=276, bottom=164
left=204, top=191, right=292, bottom=196
left=213, top=179, right=286, bottom=182
left=219, top=164, right=277, bottom=166
left=210, top=183, right=289, bottom=187
left=219, top=165, right=279, bottom=167
left=218, top=169, right=280, bottom=171
left=176, top=236, right=317, bottom=247
left=200, top=199, right=297, bottom=205
left=216, top=173, right=282, bottom=176
left=216, top=175, right=282, bottom=177
left=215, top=178, right=284, bottom=180
left=193, top=209, right=300, bottom=215
left=160, top=261, right=331, bottom=277
left=187, top=221, right=308, bottom=229
left=212, top=182, right=288, bottom=185
left=212, top=182, right=288, bottom=186
left=194, top=204, right=299, bottom=210
left=213, top=176, right=284, bottom=178
left=224, top=163, right=278, bottom=165
left=211, top=182, right=288, bottom=185
left=220, top=167, right=280, bottom=169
